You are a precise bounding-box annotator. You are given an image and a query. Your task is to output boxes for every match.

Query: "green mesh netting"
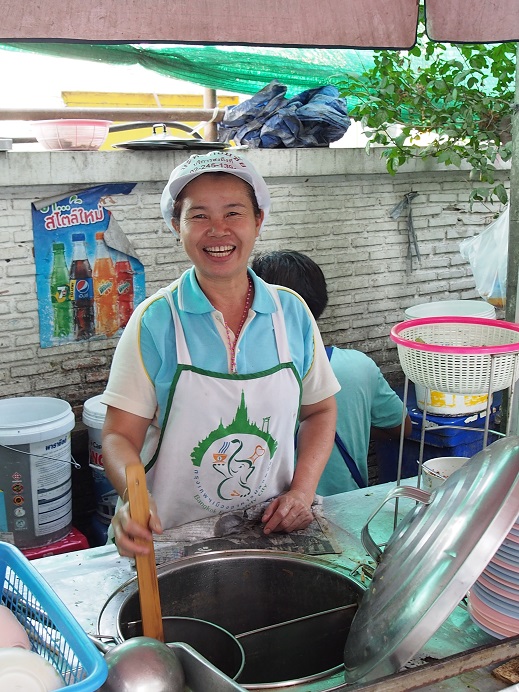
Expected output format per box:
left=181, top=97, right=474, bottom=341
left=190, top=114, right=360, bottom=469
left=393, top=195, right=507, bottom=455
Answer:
left=0, top=41, right=509, bottom=112
left=0, top=42, right=376, bottom=103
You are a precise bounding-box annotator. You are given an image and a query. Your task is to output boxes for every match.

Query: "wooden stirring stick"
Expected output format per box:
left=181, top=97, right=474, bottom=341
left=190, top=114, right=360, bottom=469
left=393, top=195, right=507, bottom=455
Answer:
left=125, top=464, right=164, bottom=642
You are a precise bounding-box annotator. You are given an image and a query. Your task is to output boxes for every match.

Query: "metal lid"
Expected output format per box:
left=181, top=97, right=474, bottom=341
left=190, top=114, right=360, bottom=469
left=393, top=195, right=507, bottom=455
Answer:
left=344, top=435, right=519, bottom=684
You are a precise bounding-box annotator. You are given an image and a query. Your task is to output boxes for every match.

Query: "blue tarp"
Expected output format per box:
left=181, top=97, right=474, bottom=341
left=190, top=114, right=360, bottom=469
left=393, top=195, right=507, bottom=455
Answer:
left=218, top=80, right=351, bottom=148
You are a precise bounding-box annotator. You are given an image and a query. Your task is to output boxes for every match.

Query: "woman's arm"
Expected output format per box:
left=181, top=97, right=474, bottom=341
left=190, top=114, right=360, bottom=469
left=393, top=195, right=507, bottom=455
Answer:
left=102, top=406, right=163, bottom=556
left=261, top=395, right=337, bottom=534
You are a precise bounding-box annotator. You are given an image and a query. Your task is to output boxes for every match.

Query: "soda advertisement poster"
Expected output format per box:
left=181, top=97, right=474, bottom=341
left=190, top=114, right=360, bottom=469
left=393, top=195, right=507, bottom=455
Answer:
left=32, top=184, right=145, bottom=348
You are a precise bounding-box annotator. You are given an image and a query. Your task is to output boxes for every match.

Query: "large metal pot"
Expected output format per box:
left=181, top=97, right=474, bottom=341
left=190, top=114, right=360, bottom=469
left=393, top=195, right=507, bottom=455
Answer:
left=99, top=550, right=364, bottom=689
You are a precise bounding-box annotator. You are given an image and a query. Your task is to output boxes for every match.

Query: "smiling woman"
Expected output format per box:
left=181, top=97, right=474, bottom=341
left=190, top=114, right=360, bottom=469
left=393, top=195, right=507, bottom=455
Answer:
left=171, top=173, right=262, bottom=294
left=98, top=150, right=340, bottom=557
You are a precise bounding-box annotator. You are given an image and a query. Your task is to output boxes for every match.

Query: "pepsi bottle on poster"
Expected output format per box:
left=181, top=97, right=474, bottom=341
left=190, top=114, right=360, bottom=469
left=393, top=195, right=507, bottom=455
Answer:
left=69, top=232, right=95, bottom=340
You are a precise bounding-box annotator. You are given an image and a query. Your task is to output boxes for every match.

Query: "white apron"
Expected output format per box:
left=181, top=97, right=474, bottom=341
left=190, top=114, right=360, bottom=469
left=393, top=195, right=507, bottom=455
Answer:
left=146, top=285, right=302, bottom=529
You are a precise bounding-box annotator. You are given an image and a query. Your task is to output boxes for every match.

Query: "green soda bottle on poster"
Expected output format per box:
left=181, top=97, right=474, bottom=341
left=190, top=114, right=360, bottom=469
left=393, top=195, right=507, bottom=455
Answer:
left=50, top=242, right=72, bottom=338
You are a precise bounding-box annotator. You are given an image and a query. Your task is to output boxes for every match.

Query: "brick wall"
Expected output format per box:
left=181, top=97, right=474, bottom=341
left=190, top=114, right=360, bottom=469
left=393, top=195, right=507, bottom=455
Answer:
left=0, top=148, right=509, bottom=423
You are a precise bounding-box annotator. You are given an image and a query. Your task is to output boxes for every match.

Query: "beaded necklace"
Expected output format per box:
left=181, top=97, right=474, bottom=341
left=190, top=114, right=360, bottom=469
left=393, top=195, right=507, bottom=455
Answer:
left=224, top=274, right=253, bottom=374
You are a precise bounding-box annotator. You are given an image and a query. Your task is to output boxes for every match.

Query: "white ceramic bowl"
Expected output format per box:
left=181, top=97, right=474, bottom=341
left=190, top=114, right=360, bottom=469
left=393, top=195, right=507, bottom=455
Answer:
left=0, top=648, right=65, bottom=690
left=422, top=456, right=470, bottom=491
left=0, top=605, right=30, bottom=648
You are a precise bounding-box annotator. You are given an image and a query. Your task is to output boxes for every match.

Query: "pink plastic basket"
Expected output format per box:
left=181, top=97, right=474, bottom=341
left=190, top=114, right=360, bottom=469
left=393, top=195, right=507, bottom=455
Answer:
left=390, top=316, right=519, bottom=395
left=31, top=119, right=111, bottom=151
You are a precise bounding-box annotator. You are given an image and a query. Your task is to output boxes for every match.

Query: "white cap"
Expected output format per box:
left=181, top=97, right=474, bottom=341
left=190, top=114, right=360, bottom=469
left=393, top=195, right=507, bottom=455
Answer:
left=160, top=151, right=270, bottom=236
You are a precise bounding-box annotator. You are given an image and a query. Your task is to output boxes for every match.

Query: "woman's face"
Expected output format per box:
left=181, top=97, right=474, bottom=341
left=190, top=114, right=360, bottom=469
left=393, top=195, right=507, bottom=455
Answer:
left=173, top=173, right=263, bottom=282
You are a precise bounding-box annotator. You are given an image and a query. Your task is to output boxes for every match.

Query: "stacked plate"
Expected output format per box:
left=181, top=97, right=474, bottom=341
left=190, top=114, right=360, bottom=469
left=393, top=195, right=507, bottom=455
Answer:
left=468, top=516, right=519, bottom=638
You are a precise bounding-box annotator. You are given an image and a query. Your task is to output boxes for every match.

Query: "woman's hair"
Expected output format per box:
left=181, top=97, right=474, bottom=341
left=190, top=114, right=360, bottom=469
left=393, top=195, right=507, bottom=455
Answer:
left=172, top=171, right=261, bottom=223
left=251, top=250, right=328, bottom=319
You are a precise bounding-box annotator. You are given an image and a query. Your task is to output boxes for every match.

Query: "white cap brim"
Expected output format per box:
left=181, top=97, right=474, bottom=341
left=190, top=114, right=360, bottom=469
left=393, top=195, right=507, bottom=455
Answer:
left=160, top=151, right=270, bottom=236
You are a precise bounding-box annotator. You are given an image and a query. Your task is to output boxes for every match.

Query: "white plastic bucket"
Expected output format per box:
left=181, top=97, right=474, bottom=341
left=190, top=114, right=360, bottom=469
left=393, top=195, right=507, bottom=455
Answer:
left=404, top=300, right=497, bottom=415
left=422, top=456, right=470, bottom=492
left=0, top=397, right=75, bottom=549
left=82, top=395, right=117, bottom=524
left=82, top=395, right=106, bottom=471
left=404, top=299, right=496, bottom=321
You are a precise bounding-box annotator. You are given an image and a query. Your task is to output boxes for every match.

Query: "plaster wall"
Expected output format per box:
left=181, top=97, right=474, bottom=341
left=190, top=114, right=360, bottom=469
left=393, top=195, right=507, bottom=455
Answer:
left=0, top=148, right=508, bottom=421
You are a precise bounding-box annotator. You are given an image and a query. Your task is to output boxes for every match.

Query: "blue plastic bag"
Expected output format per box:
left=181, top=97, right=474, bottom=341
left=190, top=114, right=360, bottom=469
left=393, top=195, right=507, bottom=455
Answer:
left=218, top=80, right=351, bottom=148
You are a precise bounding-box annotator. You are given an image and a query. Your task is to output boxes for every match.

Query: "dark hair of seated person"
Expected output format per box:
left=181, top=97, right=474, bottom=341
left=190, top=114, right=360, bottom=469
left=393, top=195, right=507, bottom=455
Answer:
left=251, top=250, right=328, bottom=320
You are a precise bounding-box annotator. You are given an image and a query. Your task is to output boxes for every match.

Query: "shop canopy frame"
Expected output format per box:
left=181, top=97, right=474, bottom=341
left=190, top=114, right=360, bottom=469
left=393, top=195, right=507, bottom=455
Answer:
left=0, top=0, right=518, bottom=48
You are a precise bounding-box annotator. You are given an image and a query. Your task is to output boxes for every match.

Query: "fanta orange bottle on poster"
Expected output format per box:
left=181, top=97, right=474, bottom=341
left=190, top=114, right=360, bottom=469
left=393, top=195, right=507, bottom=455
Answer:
left=93, top=231, right=118, bottom=337
left=114, top=250, right=134, bottom=328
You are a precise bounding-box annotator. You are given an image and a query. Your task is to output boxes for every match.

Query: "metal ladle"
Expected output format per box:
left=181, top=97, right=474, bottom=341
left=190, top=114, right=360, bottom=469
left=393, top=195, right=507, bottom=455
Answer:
left=90, top=635, right=185, bottom=692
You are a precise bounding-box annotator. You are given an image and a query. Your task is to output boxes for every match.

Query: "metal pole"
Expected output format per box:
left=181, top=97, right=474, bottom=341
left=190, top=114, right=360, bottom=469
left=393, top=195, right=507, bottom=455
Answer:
left=503, top=44, right=519, bottom=433
left=506, top=44, right=519, bottom=325
left=0, top=108, right=224, bottom=123
left=203, top=88, right=218, bottom=141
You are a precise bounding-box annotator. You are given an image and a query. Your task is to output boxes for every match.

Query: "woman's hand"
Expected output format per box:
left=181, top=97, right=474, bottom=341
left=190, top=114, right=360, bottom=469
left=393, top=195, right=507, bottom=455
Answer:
left=260, top=396, right=337, bottom=535
left=111, top=494, right=163, bottom=558
left=261, top=489, right=314, bottom=535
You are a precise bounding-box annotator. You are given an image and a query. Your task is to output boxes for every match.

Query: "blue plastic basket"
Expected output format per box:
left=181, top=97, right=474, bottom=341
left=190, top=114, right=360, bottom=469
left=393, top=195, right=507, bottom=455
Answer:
left=0, top=541, right=108, bottom=690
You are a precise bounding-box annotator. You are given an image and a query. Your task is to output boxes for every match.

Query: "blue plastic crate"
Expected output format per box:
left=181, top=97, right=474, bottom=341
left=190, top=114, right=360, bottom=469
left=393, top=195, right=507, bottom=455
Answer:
left=375, top=386, right=501, bottom=483
left=0, top=541, right=107, bottom=690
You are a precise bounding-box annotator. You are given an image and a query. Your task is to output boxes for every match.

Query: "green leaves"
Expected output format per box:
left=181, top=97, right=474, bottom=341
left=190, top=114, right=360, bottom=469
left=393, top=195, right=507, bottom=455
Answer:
left=494, top=183, right=509, bottom=205
left=336, top=24, right=516, bottom=206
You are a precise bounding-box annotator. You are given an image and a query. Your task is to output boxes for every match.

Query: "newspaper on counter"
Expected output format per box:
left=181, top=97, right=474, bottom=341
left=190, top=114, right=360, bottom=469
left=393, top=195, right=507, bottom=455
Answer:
left=153, top=497, right=342, bottom=566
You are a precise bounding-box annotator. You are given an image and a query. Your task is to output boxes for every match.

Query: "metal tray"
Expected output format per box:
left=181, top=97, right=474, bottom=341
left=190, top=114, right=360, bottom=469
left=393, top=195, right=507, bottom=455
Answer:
left=169, top=642, right=245, bottom=691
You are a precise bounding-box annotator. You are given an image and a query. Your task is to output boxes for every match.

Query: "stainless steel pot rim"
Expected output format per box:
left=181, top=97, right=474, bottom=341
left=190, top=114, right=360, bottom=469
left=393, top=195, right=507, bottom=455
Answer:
left=98, top=548, right=360, bottom=634
left=98, top=549, right=363, bottom=689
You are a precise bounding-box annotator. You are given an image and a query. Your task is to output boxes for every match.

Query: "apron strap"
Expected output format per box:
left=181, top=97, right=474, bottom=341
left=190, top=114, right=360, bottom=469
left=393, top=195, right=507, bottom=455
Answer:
left=325, top=346, right=367, bottom=489
left=158, top=287, right=192, bottom=366
left=267, top=285, right=292, bottom=364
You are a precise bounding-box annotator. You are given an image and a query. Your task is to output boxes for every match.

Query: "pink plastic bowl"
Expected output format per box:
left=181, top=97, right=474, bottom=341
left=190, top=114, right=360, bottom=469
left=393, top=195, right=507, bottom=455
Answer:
left=31, top=119, right=111, bottom=151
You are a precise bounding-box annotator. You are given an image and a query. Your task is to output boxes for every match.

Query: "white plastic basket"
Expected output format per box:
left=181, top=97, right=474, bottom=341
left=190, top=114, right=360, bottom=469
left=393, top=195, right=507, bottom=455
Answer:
left=390, top=317, right=519, bottom=395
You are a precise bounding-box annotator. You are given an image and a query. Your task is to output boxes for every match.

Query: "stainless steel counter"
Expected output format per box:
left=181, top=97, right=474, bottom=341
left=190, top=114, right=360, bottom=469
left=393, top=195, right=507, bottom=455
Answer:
left=32, top=481, right=513, bottom=691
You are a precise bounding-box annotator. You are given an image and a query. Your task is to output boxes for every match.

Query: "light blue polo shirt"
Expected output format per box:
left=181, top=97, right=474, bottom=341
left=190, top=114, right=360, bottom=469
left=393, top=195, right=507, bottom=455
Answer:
left=317, top=348, right=405, bottom=495
left=138, top=267, right=319, bottom=427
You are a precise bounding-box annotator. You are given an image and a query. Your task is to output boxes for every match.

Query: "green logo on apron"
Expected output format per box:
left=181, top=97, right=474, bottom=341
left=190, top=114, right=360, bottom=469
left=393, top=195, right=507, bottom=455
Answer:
left=191, top=392, right=278, bottom=501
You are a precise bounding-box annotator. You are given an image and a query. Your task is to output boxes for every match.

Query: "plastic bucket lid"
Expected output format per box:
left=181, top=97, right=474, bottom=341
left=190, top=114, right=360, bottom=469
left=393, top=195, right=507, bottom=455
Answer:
left=405, top=300, right=496, bottom=321
left=0, top=397, right=75, bottom=445
left=83, top=395, right=107, bottom=429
